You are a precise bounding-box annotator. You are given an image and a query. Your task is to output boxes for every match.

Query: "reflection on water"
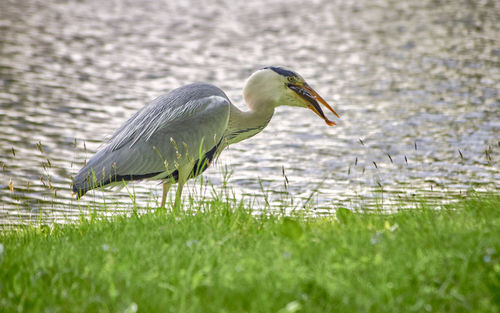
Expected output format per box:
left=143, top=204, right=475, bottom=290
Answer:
left=0, top=0, right=499, bottom=224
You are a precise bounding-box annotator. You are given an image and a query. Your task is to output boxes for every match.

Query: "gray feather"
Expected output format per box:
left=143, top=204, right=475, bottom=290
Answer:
left=73, top=83, right=230, bottom=196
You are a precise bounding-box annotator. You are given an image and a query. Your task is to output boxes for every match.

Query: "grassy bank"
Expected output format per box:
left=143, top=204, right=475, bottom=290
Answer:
left=1, top=195, right=499, bottom=313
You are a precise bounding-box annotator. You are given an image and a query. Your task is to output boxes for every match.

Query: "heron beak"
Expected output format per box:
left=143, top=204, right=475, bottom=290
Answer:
left=288, top=83, right=339, bottom=126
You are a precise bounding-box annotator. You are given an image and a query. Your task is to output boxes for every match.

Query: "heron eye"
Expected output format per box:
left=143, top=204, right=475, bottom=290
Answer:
left=287, top=76, right=295, bottom=82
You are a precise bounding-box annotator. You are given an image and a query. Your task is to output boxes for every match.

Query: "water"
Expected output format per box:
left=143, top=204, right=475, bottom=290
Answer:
left=1, top=0, right=499, bottom=224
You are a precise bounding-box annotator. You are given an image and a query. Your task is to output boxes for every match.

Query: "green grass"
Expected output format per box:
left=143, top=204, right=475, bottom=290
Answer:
left=1, top=195, right=499, bottom=313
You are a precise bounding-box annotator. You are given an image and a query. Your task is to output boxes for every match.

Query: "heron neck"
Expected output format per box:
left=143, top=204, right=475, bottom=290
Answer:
left=226, top=102, right=275, bottom=145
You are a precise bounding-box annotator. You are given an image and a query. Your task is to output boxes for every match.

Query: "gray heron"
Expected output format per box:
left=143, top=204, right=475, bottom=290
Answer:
left=73, top=66, right=339, bottom=208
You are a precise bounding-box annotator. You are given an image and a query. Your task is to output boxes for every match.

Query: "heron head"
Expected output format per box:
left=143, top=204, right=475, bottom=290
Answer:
left=244, top=66, right=339, bottom=126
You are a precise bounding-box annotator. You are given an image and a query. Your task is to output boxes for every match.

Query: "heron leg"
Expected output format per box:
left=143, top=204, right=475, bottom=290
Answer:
left=173, top=167, right=191, bottom=210
left=173, top=180, right=184, bottom=210
left=161, top=182, right=171, bottom=208
left=172, top=162, right=195, bottom=210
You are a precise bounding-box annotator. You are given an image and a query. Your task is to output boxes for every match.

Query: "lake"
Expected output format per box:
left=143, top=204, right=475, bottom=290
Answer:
left=1, top=0, right=499, bottom=225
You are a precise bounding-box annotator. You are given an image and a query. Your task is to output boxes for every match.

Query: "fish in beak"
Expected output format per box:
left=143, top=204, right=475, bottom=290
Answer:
left=288, top=83, right=339, bottom=126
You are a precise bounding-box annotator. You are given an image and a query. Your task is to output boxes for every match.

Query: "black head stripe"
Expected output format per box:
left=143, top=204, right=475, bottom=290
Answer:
left=265, top=66, right=298, bottom=78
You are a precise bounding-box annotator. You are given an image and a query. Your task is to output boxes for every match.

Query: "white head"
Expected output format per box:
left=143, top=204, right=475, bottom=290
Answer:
left=243, top=66, right=339, bottom=126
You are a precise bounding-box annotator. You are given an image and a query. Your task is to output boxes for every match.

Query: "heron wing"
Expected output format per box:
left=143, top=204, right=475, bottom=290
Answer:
left=116, top=94, right=230, bottom=175
left=73, top=83, right=230, bottom=195
left=108, top=84, right=226, bottom=151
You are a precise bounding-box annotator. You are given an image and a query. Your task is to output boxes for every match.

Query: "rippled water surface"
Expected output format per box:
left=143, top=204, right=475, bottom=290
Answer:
left=1, top=0, right=499, bottom=224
